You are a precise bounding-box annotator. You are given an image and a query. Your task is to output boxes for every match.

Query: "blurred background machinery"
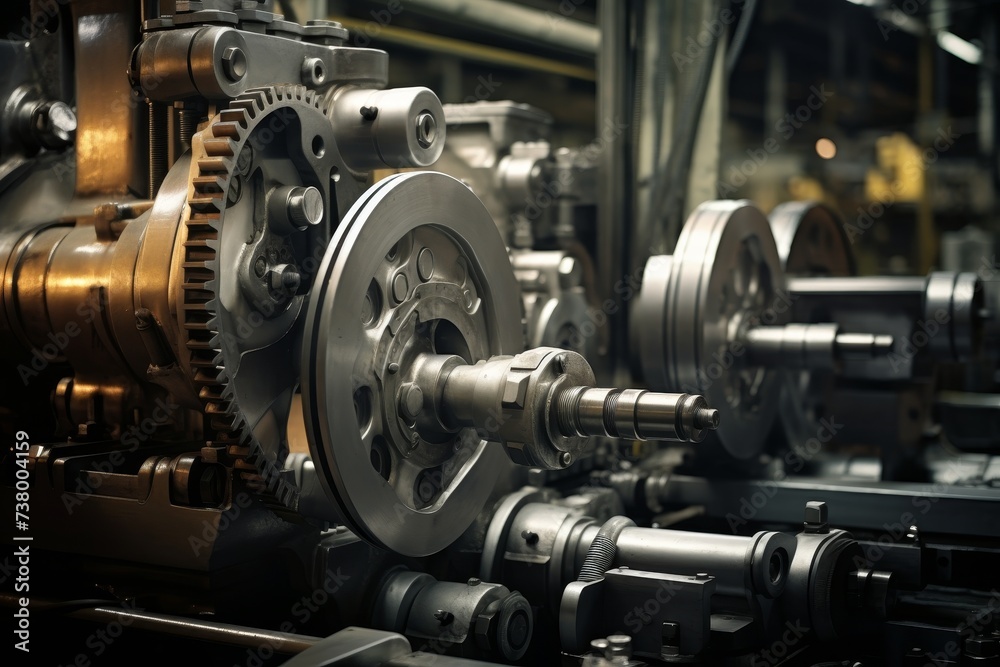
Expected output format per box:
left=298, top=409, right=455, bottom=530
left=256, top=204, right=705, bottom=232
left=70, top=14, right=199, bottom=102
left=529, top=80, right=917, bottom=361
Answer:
left=2, top=1, right=1000, bottom=666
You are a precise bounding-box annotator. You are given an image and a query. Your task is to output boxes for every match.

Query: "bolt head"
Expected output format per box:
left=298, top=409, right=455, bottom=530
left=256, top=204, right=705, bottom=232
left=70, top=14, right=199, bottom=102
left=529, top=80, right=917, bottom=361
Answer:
left=804, top=500, right=828, bottom=525
left=399, top=383, right=424, bottom=420
left=287, top=186, right=324, bottom=229
left=221, top=46, right=247, bottom=82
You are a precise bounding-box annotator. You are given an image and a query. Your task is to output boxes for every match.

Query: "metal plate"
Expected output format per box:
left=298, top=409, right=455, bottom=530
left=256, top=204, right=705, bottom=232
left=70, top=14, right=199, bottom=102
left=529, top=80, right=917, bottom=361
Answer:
left=664, top=200, right=785, bottom=459
left=302, top=172, right=523, bottom=556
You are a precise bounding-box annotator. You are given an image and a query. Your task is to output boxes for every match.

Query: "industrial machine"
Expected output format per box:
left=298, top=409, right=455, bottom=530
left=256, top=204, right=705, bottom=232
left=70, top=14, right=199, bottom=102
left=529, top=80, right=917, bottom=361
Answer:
left=2, top=2, right=999, bottom=666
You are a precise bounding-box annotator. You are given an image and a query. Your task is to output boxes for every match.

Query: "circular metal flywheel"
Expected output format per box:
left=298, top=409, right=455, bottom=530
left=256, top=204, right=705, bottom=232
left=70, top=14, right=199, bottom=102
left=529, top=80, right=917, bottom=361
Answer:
left=302, top=171, right=524, bottom=556
left=643, top=200, right=787, bottom=459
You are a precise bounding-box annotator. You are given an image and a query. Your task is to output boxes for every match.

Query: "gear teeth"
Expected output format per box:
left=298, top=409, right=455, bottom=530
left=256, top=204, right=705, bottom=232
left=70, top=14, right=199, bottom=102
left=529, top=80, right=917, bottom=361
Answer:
left=178, top=85, right=327, bottom=514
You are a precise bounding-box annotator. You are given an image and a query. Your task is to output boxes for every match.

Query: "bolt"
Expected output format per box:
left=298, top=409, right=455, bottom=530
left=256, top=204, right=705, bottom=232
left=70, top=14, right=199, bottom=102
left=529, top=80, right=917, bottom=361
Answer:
left=254, top=256, right=267, bottom=278
left=286, top=186, right=324, bottom=229
left=906, top=525, right=920, bottom=544
left=560, top=451, right=572, bottom=467
left=236, top=144, right=254, bottom=175
left=221, top=46, right=247, bottom=82
left=804, top=500, right=829, bottom=528
left=360, top=105, right=378, bottom=121
left=521, top=530, right=538, bottom=545
left=433, top=609, right=454, bottom=625
left=695, top=572, right=711, bottom=580
left=694, top=407, right=720, bottom=430
left=408, top=431, right=420, bottom=450
left=227, top=175, right=242, bottom=206
left=399, top=383, right=423, bottom=420
left=467, top=577, right=481, bottom=586
left=269, top=264, right=301, bottom=293
left=35, top=101, right=77, bottom=148
left=414, top=111, right=437, bottom=149
left=388, top=362, right=400, bottom=374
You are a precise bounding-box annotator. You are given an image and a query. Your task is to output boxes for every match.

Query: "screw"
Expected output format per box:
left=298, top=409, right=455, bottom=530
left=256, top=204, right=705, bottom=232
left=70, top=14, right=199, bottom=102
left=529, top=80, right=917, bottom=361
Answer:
left=521, top=530, right=538, bottom=545
left=467, top=577, right=481, bottom=586
left=269, top=264, right=301, bottom=293
left=360, top=105, right=378, bottom=121
left=433, top=609, right=454, bottom=625
left=414, top=111, right=437, bottom=149
left=221, top=46, right=247, bottom=82
left=286, top=186, right=324, bottom=229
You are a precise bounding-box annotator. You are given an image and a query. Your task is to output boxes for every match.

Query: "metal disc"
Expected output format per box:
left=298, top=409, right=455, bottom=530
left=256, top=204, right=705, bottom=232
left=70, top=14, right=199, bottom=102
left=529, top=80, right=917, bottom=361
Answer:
left=768, top=202, right=856, bottom=455
left=769, top=201, right=855, bottom=276
left=664, top=200, right=786, bottom=459
left=302, top=172, right=522, bottom=556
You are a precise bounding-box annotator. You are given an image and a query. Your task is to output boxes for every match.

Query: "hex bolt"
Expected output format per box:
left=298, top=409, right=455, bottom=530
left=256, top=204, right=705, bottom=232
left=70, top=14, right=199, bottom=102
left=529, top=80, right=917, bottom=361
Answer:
left=399, top=383, right=424, bottom=420
left=414, top=111, right=438, bottom=149
left=360, top=105, right=379, bottom=121
left=590, top=638, right=609, bottom=655
left=221, top=46, right=248, bottom=82
left=254, top=256, right=267, bottom=278
left=286, top=186, right=324, bottom=229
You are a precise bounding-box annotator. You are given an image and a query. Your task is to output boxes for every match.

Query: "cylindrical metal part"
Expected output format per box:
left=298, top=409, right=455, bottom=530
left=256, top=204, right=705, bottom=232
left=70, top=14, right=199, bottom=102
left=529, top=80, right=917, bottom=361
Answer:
left=744, top=323, right=895, bottom=368
left=556, top=386, right=719, bottom=443
left=608, top=527, right=792, bottom=599
left=834, top=332, right=895, bottom=358
left=328, top=86, right=445, bottom=169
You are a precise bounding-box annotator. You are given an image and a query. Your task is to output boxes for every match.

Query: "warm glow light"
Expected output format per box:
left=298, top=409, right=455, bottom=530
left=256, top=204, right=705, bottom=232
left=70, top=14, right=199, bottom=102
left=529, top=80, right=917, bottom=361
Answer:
left=815, top=138, right=837, bottom=159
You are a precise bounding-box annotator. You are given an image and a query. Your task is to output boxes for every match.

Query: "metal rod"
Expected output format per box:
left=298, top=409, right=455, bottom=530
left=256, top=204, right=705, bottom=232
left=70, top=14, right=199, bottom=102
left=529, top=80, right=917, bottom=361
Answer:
left=333, top=18, right=595, bottom=81
left=393, top=0, right=599, bottom=55
left=0, top=594, right=320, bottom=654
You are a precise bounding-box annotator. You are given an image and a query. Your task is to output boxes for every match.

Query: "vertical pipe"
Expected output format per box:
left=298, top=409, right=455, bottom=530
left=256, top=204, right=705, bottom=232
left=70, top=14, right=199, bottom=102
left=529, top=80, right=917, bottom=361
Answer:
left=596, top=0, right=630, bottom=374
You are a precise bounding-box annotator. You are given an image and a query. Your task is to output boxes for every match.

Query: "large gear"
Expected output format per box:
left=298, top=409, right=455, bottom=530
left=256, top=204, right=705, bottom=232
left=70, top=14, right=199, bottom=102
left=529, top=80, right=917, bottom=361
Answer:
left=176, top=84, right=354, bottom=508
